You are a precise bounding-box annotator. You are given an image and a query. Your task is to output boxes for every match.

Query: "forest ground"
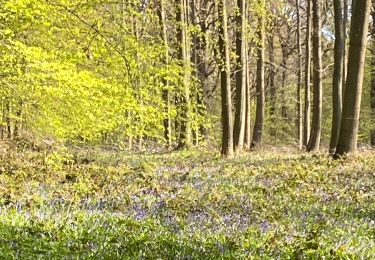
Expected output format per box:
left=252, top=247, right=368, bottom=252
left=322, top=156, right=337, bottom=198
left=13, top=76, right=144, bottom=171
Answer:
left=0, top=141, right=374, bottom=259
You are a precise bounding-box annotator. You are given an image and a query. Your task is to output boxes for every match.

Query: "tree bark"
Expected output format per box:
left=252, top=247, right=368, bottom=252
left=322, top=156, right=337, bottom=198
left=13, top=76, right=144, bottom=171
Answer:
left=370, top=6, right=375, bottom=146
left=335, top=0, right=371, bottom=155
left=268, top=34, right=277, bottom=140
left=342, top=0, right=348, bottom=89
left=251, top=7, right=265, bottom=149
left=233, top=0, right=247, bottom=153
left=329, top=0, right=345, bottom=153
left=175, top=0, right=192, bottom=149
left=279, top=43, right=290, bottom=137
left=157, top=0, right=172, bottom=147
left=303, top=0, right=311, bottom=147
left=296, top=0, right=303, bottom=149
left=307, top=0, right=322, bottom=152
left=218, top=0, right=234, bottom=157
left=244, top=58, right=251, bottom=149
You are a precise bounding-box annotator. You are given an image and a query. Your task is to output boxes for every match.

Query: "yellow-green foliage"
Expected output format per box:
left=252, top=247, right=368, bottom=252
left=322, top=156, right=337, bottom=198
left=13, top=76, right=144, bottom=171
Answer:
left=0, top=0, right=203, bottom=143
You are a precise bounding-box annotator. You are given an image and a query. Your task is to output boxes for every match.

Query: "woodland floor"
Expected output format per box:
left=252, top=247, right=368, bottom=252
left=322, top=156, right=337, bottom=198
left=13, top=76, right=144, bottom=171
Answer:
left=0, top=141, right=374, bottom=259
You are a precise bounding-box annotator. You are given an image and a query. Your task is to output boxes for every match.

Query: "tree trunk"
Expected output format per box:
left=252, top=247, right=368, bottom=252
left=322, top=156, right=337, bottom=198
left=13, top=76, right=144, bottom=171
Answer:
left=335, top=0, right=371, bottom=155
left=296, top=0, right=303, bottom=149
left=280, top=44, right=288, bottom=135
left=244, top=59, right=251, bottom=149
left=233, top=0, right=247, bottom=153
left=303, top=0, right=311, bottom=146
left=342, top=0, right=348, bottom=89
left=268, top=34, right=277, bottom=140
left=157, top=0, right=172, bottom=147
left=370, top=6, right=375, bottom=146
left=218, top=0, right=234, bottom=157
left=176, top=0, right=192, bottom=149
left=190, top=0, right=199, bottom=146
left=306, top=0, right=322, bottom=152
left=251, top=7, right=265, bottom=149
left=329, top=0, right=345, bottom=153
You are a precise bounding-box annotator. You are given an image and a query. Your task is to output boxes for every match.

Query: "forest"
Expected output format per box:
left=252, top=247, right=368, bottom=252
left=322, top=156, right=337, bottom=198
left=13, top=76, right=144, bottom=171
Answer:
left=0, top=0, right=374, bottom=258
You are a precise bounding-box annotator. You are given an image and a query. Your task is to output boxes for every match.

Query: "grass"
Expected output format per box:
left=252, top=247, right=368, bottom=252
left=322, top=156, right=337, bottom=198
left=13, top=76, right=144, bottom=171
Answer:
left=0, top=143, right=374, bottom=259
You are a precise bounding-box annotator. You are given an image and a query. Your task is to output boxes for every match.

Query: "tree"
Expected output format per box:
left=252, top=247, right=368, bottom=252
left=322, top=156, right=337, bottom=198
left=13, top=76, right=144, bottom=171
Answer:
left=175, top=0, right=192, bottom=149
left=329, top=0, right=345, bottom=153
left=268, top=31, right=277, bottom=140
left=306, top=0, right=322, bottom=152
left=371, top=4, right=375, bottom=146
left=295, top=0, right=303, bottom=149
left=251, top=1, right=265, bottom=149
left=218, top=0, right=234, bottom=157
left=233, top=0, right=247, bottom=153
left=335, top=0, right=371, bottom=155
left=157, top=0, right=172, bottom=147
left=304, top=0, right=311, bottom=147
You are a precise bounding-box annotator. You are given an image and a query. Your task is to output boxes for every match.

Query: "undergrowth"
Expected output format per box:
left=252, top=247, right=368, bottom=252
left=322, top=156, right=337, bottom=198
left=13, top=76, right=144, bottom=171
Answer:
left=0, top=143, right=374, bottom=259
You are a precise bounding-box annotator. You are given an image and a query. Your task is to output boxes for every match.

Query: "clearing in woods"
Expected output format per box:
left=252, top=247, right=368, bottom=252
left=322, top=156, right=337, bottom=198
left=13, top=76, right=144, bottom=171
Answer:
left=0, top=143, right=374, bottom=258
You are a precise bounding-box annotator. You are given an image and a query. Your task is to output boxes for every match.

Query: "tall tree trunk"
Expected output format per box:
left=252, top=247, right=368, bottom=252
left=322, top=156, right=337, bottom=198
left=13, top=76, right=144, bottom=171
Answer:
left=371, top=7, right=375, bottom=146
left=218, top=0, right=234, bottom=157
left=329, top=0, right=345, bottom=153
left=343, top=0, right=348, bottom=89
left=296, top=0, right=303, bottom=149
left=335, top=0, right=371, bottom=155
left=268, top=34, right=277, bottom=140
left=157, top=0, right=172, bottom=147
left=280, top=44, right=288, bottom=134
left=251, top=7, right=265, bottom=149
left=244, top=58, right=251, bottom=149
left=190, top=0, right=199, bottom=145
left=307, top=0, right=322, bottom=152
left=176, top=0, right=192, bottom=149
left=233, top=0, right=247, bottom=153
left=303, top=0, right=311, bottom=146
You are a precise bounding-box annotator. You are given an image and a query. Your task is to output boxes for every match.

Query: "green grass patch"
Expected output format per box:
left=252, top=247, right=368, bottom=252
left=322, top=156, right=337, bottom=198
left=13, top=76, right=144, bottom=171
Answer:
left=0, top=146, right=374, bottom=258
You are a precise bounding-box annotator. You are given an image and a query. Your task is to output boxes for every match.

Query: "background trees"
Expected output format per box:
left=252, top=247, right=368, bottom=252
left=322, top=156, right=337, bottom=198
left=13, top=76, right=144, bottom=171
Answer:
left=0, top=0, right=374, bottom=155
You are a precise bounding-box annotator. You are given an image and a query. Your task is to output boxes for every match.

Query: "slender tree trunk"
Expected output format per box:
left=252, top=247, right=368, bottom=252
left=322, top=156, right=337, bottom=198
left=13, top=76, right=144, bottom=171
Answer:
left=244, top=59, right=251, bottom=149
left=268, top=34, right=277, bottom=140
left=329, top=0, right=345, bottom=153
left=157, top=0, right=172, bottom=147
left=304, top=0, right=311, bottom=146
left=233, top=0, right=247, bottom=153
left=190, top=0, right=199, bottom=146
left=176, top=0, right=192, bottom=149
left=197, top=33, right=209, bottom=142
left=218, top=0, right=234, bottom=157
left=307, top=0, right=322, bottom=152
left=370, top=6, right=375, bottom=146
left=251, top=7, right=265, bottom=149
left=296, top=0, right=303, bottom=149
left=280, top=44, right=288, bottom=134
left=343, top=0, right=348, bottom=89
left=335, top=0, right=371, bottom=155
